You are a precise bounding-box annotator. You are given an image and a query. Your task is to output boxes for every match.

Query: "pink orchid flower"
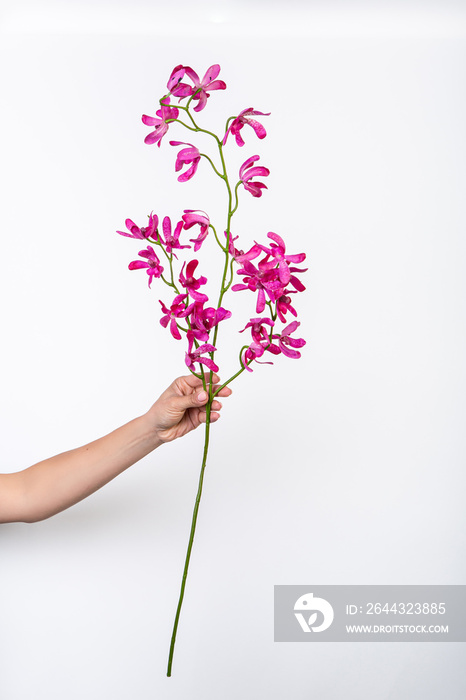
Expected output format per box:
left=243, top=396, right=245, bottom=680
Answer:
left=239, top=155, right=270, bottom=198
left=182, top=210, right=210, bottom=252
left=142, top=98, right=179, bottom=148
left=179, top=259, right=208, bottom=302
left=255, top=232, right=307, bottom=286
left=232, top=259, right=282, bottom=313
left=159, top=294, right=194, bottom=340
left=167, top=65, right=193, bottom=99
left=191, top=302, right=232, bottom=335
left=117, top=212, right=158, bottom=240
left=185, top=342, right=219, bottom=373
left=169, top=141, right=201, bottom=182
left=274, top=290, right=298, bottom=323
left=271, top=321, right=306, bottom=358
left=223, top=107, right=271, bottom=147
left=128, top=246, right=164, bottom=287
left=240, top=317, right=274, bottom=345
left=160, top=216, right=190, bottom=257
left=241, top=338, right=279, bottom=372
left=287, top=266, right=308, bottom=293
left=182, top=64, right=226, bottom=112
left=234, top=242, right=263, bottom=264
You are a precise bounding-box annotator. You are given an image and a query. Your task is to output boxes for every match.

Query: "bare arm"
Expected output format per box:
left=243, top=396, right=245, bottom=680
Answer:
left=0, top=374, right=231, bottom=524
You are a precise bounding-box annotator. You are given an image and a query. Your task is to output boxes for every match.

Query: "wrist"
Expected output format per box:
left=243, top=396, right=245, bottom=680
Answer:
left=138, top=412, right=165, bottom=451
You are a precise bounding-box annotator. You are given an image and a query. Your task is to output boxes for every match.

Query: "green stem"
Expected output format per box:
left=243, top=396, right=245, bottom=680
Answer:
left=213, top=356, right=250, bottom=397
left=200, top=153, right=224, bottom=179
left=230, top=182, right=241, bottom=216
left=169, top=118, right=198, bottom=133
left=223, top=257, right=236, bottom=292
left=209, top=224, right=226, bottom=252
left=224, top=115, right=236, bottom=137
left=167, top=402, right=212, bottom=677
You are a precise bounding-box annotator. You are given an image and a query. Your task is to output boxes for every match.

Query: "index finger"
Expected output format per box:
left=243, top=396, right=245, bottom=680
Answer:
left=180, top=373, right=221, bottom=390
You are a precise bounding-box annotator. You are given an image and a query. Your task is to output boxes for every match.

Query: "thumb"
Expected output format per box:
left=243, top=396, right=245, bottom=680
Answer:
left=173, top=389, right=209, bottom=413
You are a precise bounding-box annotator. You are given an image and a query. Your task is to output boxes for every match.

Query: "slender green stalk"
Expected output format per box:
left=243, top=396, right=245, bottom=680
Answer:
left=167, top=402, right=212, bottom=677
left=200, top=153, right=224, bottom=179
left=166, top=98, right=244, bottom=677
left=213, top=347, right=252, bottom=397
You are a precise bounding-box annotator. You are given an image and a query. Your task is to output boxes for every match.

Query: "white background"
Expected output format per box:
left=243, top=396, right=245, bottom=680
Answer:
left=1, top=1, right=466, bottom=698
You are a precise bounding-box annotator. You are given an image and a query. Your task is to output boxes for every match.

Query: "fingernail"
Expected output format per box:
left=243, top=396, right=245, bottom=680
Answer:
left=197, top=391, right=208, bottom=402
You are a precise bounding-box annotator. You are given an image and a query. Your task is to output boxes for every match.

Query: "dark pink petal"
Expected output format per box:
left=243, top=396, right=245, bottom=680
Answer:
left=183, top=66, right=200, bottom=87
left=185, top=259, right=199, bottom=277
left=198, top=357, right=219, bottom=372
left=117, top=229, right=137, bottom=239
left=162, top=216, right=171, bottom=241
left=182, top=209, right=210, bottom=228
left=193, top=91, right=208, bottom=112
left=202, top=64, right=221, bottom=84
left=267, top=231, right=285, bottom=250
left=233, top=129, right=246, bottom=147
left=235, top=244, right=262, bottom=263
left=243, top=182, right=268, bottom=197
left=289, top=276, right=306, bottom=292
left=285, top=253, right=306, bottom=264
left=239, top=155, right=260, bottom=178
left=169, top=317, right=182, bottom=340
left=144, top=125, right=168, bottom=145
left=247, top=118, right=267, bottom=139
left=178, top=160, right=199, bottom=182
left=190, top=290, right=208, bottom=303
left=173, top=221, right=183, bottom=241
left=256, top=288, right=266, bottom=313
left=167, top=65, right=192, bottom=97
left=189, top=228, right=208, bottom=252
left=174, top=85, right=193, bottom=98
left=141, top=115, right=158, bottom=126
left=207, top=79, right=227, bottom=91
left=242, top=166, right=270, bottom=180
left=288, top=337, right=306, bottom=348
left=278, top=260, right=291, bottom=285
left=258, top=255, right=276, bottom=271
left=197, top=343, right=217, bottom=353
left=168, top=65, right=184, bottom=86
left=128, top=260, right=149, bottom=270
left=265, top=343, right=281, bottom=355
left=282, top=321, right=300, bottom=336
left=216, top=307, right=232, bottom=322
left=279, top=342, right=302, bottom=359
left=125, top=218, right=137, bottom=231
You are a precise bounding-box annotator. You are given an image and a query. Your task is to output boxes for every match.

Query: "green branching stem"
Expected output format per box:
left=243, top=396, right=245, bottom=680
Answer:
left=212, top=346, right=253, bottom=398
left=166, top=98, right=255, bottom=678
left=209, top=224, right=226, bottom=252
left=223, top=257, right=236, bottom=293
left=230, top=181, right=242, bottom=217
left=200, top=153, right=224, bottom=179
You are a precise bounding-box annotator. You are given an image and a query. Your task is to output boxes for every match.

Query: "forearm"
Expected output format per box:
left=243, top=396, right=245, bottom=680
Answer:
left=2, top=413, right=162, bottom=524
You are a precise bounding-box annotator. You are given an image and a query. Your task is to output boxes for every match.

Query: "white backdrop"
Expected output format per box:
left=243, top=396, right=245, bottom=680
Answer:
left=1, top=1, right=466, bottom=699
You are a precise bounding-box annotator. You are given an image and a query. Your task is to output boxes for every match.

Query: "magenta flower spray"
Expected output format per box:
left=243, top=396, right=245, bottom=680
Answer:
left=117, top=63, right=307, bottom=676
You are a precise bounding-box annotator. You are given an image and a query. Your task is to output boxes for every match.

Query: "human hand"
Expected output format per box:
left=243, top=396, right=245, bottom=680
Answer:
left=146, top=374, right=232, bottom=444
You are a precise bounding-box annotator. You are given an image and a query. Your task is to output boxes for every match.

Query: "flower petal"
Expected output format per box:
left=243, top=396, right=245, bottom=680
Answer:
left=202, top=64, right=221, bottom=84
